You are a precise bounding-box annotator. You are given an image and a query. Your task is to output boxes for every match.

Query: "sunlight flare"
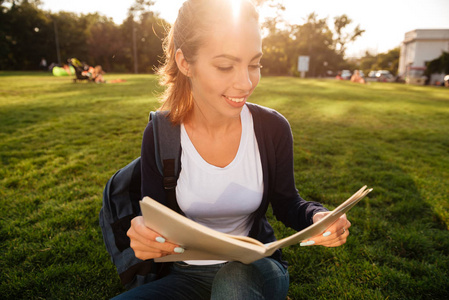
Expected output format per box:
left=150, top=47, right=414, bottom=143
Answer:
left=230, top=0, right=242, bottom=19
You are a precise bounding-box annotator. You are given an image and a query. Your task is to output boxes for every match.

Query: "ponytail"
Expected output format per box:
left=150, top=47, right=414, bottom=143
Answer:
left=157, top=24, right=193, bottom=125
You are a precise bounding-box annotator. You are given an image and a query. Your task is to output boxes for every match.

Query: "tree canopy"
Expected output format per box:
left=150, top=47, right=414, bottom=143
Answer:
left=0, top=0, right=377, bottom=75
left=425, top=51, right=449, bottom=77
left=0, top=0, right=168, bottom=72
left=260, top=12, right=363, bottom=76
left=357, top=47, right=400, bottom=76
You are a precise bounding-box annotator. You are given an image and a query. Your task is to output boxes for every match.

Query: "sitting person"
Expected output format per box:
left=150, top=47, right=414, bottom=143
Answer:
left=350, top=70, right=366, bottom=84
left=93, top=65, right=106, bottom=83
left=111, top=0, right=352, bottom=299
left=82, top=64, right=125, bottom=83
left=82, top=65, right=105, bottom=83
left=335, top=71, right=343, bottom=80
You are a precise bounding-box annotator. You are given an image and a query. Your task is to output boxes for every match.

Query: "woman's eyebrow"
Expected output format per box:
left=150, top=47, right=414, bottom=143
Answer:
left=213, top=52, right=263, bottom=62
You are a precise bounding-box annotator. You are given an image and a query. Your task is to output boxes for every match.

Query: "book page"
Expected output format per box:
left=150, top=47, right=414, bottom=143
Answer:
left=265, top=186, right=372, bottom=251
left=139, top=186, right=372, bottom=264
left=140, top=198, right=268, bottom=264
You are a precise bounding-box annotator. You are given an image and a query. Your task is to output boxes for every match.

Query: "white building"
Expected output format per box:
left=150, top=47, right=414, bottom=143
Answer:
left=398, top=29, right=449, bottom=85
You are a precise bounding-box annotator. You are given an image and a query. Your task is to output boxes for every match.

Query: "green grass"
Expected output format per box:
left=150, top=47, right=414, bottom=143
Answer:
left=1, top=72, right=448, bottom=299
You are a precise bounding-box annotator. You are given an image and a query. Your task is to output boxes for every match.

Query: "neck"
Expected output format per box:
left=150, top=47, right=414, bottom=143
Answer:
left=185, top=104, right=242, bottom=137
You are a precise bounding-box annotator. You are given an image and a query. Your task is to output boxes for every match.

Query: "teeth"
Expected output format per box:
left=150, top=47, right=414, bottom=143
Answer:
left=226, top=96, right=245, bottom=103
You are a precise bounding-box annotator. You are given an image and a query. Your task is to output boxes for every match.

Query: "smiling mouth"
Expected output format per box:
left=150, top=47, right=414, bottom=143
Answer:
left=224, top=95, right=246, bottom=103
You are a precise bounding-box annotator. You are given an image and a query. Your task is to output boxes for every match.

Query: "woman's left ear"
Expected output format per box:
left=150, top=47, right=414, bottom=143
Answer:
left=175, top=49, right=191, bottom=77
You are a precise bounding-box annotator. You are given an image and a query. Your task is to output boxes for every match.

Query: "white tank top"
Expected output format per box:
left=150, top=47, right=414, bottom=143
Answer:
left=176, top=105, right=263, bottom=265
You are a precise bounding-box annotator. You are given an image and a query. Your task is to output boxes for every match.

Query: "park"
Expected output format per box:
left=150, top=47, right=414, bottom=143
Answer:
left=1, top=0, right=449, bottom=299
left=1, top=71, right=448, bottom=299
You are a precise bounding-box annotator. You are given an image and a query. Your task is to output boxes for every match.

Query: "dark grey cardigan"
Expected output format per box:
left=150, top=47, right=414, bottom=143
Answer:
left=140, top=103, right=328, bottom=267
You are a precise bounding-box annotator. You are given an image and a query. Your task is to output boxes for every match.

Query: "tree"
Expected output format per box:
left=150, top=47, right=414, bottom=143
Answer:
left=425, top=51, right=449, bottom=77
left=127, top=0, right=156, bottom=73
left=289, top=13, right=341, bottom=77
left=260, top=5, right=291, bottom=75
left=260, top=10, right=363, bottom=76
left=113, top=0, right=169, bottom=74
left=358, top=47, right=400, bottom=76
left=136, top=11, right=169, bottom=73
left=0, top=1, right=53, bottom=69
left=0, top=0, right=365, bottom=75
left=128, top=0, right=155, bottom=18
left=261, top=25, right=291, bottom=75
left=85, top=14, right=122, bottom=72
left=358, top=51, right=377, bottom=75
left=1, top=0, right=42, bottom=7
left=373, top=47, right=400, bottom=75
left=50, top=12, right=90, bottom=65
left=0, top=0, right=166, bottom=72
left=333, top=14, right=365, bottom=56
left=0, top=1, right=13, bottom=69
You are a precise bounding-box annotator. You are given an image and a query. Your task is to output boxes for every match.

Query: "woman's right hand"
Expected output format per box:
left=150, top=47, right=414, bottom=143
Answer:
left=127, top=216, right=185, bottom=260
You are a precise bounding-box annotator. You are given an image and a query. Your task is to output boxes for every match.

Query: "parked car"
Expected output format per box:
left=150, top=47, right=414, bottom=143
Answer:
left=368, top=70, right=377, bottom=78
left=367, top=70, right=395, bottom=82
left=341, top=70, right=352, bottom=80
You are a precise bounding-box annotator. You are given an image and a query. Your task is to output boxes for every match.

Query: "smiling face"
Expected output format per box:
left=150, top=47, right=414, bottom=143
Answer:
left=183, top=18, right=262, bottom=121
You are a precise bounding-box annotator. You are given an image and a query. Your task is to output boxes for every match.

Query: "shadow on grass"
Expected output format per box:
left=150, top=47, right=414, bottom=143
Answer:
left=283, top=136, right=449, bottom=299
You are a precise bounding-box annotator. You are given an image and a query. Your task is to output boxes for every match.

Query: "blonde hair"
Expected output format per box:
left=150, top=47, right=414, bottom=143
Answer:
left=94, top=65, right=104, bottom=75
left=157, top=0, right=259, bottom=124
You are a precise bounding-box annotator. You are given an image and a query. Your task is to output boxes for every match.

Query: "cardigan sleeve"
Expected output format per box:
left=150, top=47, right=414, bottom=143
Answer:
left=251, top=104, right=328, bottom=232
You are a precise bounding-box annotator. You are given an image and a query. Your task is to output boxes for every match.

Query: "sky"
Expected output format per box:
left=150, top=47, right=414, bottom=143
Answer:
left=40, top=0, right=449, bottom=57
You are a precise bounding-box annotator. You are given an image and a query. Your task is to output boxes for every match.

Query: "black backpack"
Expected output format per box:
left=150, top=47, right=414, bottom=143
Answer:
left=99, top=111, right=181, bottom=289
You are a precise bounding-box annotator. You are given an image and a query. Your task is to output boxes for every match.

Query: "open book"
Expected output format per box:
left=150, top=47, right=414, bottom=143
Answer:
left=140, top=186, right=372, bottom=264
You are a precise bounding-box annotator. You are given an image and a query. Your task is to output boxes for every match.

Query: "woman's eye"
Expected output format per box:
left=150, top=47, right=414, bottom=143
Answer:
left=249, top=63, right=263, bottom=70
left=217, top=66, right=233, bottom=72
left=217, top=64, right=262, bottom=72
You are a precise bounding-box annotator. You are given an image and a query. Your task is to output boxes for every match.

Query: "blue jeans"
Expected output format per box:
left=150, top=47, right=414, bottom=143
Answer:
left=111, top=258, right=289, bottom=300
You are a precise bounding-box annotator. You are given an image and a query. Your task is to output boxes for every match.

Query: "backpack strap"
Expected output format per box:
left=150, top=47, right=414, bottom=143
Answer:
left=149, top=111, right=182, bottom=213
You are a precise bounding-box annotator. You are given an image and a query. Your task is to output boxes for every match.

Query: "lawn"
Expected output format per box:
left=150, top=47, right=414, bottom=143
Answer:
left=1, top=72, right=448, bottom=299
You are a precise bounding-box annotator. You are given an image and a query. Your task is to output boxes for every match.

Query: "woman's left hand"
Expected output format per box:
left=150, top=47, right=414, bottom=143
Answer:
left=300, top=212, right=351, bottom=247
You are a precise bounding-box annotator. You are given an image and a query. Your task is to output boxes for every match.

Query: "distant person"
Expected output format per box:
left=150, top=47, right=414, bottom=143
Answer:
left=39, top=58, right=47, bottom=71
left=82, top=64, right=125, bottom=83
left=93, top=65, right=106, bottom=83
left=80, top=64, right=105, bottom=83
left=350, top=70, right=366, bottom=84
left=336, top=71, right=343, bottom=80
left=111, top=0, right=352, bottom=299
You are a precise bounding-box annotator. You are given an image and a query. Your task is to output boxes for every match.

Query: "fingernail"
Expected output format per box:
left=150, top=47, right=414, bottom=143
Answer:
left=300, top=240, right=315, bottom=246
left=174, top=247, right=185, bottom=253
left=323, top=231, right=331, bottom=237
left=156, top=237, right=166, bottom=243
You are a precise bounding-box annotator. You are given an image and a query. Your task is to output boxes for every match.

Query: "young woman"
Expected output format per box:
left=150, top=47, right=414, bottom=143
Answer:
left=114, top=0, right=351, bottom=299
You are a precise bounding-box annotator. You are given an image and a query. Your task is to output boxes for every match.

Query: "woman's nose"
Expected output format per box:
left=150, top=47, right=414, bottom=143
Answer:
left=234, top=68, right=253, bottom=91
